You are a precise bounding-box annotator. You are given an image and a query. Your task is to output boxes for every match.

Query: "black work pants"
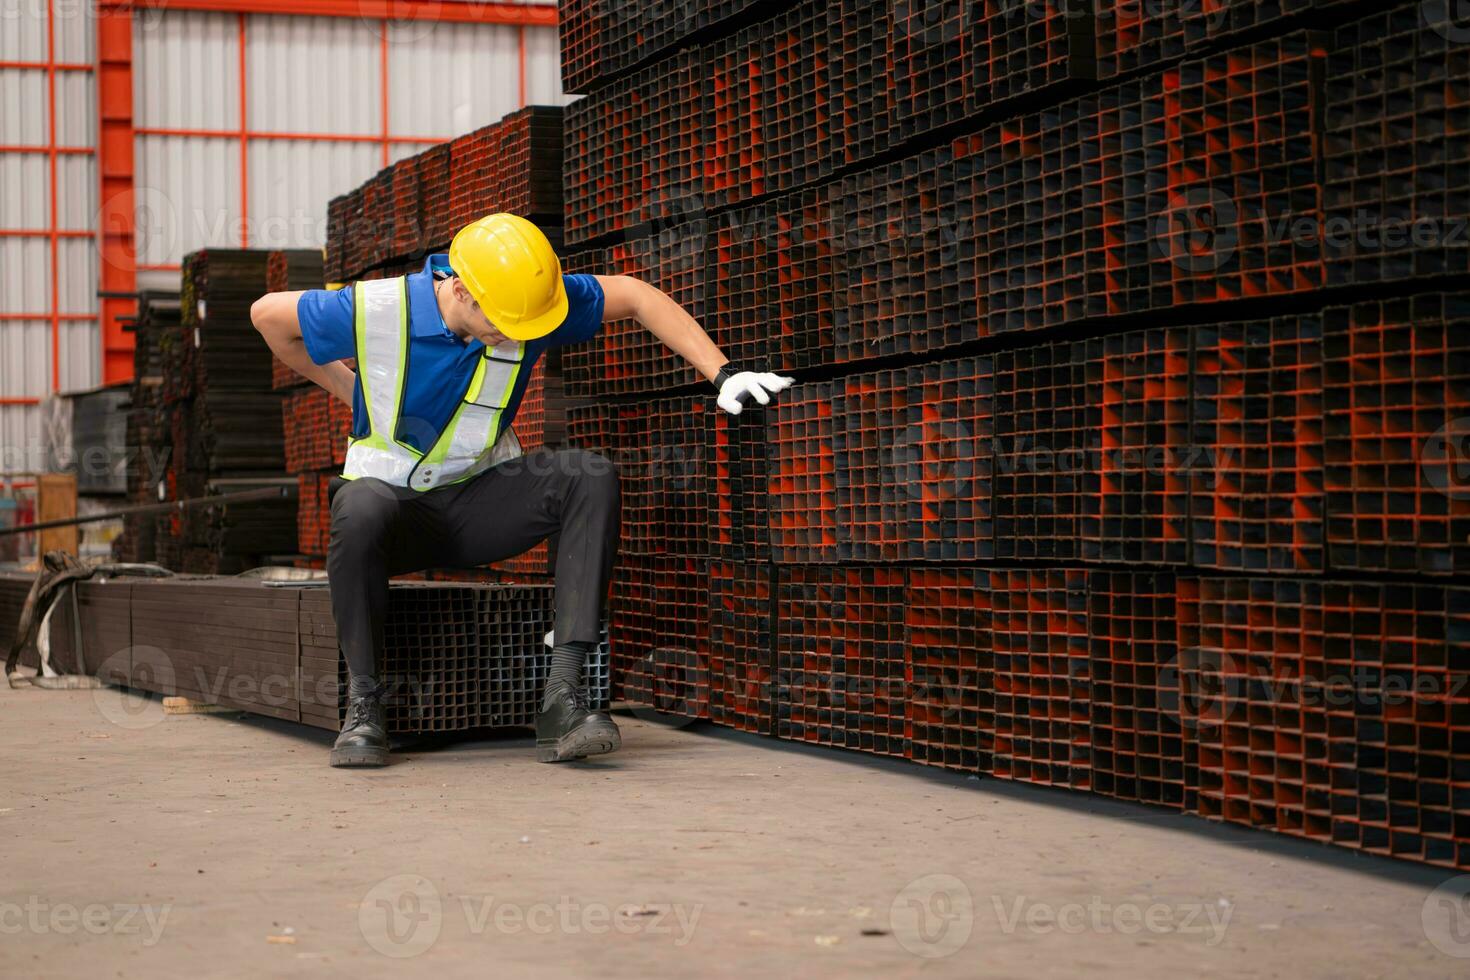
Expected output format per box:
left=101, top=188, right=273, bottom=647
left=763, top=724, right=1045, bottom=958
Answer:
left=326, top=447, right=620, bottom=681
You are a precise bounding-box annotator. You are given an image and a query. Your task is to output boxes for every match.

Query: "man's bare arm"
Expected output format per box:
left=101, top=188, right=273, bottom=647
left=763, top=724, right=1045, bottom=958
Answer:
left=595, top=275, right=728, bottom=383
left=250, top=291, right=357, bottom=406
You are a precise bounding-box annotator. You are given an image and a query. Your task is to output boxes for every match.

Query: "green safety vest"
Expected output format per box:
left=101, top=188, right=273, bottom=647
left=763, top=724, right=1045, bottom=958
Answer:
left=341, top=276, right=525, bottom=491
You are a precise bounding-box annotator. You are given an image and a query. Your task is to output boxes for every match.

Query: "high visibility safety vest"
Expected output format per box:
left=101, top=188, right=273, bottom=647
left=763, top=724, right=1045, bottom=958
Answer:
left=342, top=276, right=524, bottom=491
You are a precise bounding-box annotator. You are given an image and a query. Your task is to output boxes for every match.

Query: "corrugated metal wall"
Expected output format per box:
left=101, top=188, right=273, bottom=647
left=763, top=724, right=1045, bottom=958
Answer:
left=132, top=10, right=569, bottom=293
left=0, top=0, right=98, bottom=474
left=1, top=3, right=565, bottom=473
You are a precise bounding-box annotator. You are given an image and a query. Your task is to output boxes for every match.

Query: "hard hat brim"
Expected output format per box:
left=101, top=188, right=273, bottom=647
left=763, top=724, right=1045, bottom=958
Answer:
left=486, top=274, right=569, bottom=342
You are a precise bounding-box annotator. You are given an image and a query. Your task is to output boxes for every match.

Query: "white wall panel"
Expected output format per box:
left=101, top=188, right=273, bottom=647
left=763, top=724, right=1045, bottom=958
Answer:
left=0, top=154, right=49, bottom=228
left=52, top=0, right=95, bottom=64
left=57, top=237, right=95, bottom=314
left=58, top=320, right=98, bottom=391
left=247, top=138, right=380, bottom=249
left=387, top=22, right=520, bottom=139
left=0, top=238, right=50, bottom=313
left=0, top=405, right=43, bottom=475
left=0, top=1, right=47, bottom=62
left=524, top=27, right=570, bottom=106
left=246, top=15, right=381, bottom=136
left=389, top=141, right=438, bottom=164
left=0, top=320, right=50, bottom=397
left=134, top=11, right=240, bottom=130
left=135, top=136, right=241, bottom=265
left=55, top=69, right=93, bottom=147
left=55, top=152, right=94, bottom=230
left=0, top=70, right=48, bottom=145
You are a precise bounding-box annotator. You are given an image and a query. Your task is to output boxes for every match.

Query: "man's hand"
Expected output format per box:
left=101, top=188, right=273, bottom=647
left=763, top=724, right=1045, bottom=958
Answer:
left=716, top=368, right=795, bottom=416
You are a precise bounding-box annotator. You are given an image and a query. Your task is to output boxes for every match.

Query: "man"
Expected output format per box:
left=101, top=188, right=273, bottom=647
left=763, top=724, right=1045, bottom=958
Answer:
left=252, top=214, right=793, bottom=768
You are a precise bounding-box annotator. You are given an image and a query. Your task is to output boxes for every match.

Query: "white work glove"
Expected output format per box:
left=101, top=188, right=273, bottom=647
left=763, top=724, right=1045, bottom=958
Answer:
left=715, top=365, right=796, bottom=416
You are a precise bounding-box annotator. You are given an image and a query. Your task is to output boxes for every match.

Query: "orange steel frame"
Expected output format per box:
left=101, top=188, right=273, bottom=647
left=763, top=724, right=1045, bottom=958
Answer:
left=89, top=0, right=557, bottom=383
left=0, top=10, right=95, bottom=403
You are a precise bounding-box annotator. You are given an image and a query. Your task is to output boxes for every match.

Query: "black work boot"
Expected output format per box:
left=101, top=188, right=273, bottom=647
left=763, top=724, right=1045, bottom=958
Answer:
left=331, top=685, right=389, bottom=768
left=536, top=682, right=621, bottom=763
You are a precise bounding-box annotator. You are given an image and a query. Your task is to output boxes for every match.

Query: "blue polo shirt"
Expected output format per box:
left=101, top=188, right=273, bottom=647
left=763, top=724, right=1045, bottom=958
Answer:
left=297, top=254, right=603, bottom=453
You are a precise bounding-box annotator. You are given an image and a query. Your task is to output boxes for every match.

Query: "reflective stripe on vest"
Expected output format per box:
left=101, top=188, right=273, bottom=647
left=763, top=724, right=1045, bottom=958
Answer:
left=341, top=276, right=525, bottom=490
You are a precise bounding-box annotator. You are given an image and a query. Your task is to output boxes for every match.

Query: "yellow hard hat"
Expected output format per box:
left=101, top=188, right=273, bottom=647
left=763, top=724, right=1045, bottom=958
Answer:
left=448, top=214, right=568, bottom=341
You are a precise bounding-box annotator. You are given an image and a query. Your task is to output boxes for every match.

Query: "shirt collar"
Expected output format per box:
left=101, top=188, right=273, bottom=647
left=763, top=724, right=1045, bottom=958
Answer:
left=409, top=253, right=478, bottom=346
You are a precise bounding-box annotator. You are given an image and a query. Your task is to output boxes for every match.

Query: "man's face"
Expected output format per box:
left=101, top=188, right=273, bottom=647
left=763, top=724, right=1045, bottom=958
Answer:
left=449, top=278, right=510, bottom=347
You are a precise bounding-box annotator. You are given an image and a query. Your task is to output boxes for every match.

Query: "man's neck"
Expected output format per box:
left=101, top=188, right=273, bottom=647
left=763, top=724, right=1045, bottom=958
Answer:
left=435, top=278, right=472, bottom=340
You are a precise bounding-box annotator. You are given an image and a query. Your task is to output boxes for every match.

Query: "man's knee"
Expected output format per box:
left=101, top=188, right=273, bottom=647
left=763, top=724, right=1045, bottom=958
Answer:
left=559, top=449, right=619, bottom=500
left=330, top=478, right=400, bottom=536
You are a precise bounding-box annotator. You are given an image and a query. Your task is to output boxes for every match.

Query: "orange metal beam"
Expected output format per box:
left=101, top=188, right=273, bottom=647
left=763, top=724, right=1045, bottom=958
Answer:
left=0, top=145, right=93, bottom=155
left=134, top=127, right=449, bottom=144
left=96, top=3, right=137, bottom=384
left=0, top=229, right=93, bottom=239
left=238, top=12, right=249, bottom=248
left=47, top=0, right=60, bottom=392
left=0, top=60, right=91, bottom=71
left=96, top=1, right=557, bottom=26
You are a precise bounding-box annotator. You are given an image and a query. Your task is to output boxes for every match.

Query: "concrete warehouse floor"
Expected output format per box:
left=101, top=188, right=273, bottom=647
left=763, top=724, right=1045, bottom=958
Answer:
left=1, top=683, right=1465, bottom=979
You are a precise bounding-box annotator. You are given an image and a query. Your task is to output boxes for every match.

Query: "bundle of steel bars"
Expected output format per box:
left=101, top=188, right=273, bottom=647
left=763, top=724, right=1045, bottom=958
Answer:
left=534, top=0, right=1470, bottom=872
left=112, top=291, right=179, bottom=565
left=11, top=577, right=607, bottom=734
left=156, top=249, right=297, bottom=573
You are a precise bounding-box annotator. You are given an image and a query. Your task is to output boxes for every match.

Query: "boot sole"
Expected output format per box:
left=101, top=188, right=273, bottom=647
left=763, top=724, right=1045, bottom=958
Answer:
left=536, top=722, right=621, bottom=763
left=330, top=745, right=389, bottom=768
